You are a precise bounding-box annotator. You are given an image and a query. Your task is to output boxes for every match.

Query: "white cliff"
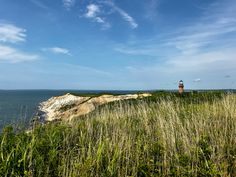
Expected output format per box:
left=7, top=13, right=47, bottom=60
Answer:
left=39, top=93, right=151, bottom=122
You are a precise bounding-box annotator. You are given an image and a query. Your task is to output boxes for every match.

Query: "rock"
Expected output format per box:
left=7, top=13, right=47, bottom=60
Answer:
left=38, top=93, right=152, bottom=122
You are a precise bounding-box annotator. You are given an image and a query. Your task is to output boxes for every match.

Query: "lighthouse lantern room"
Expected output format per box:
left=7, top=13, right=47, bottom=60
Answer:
left=178, top=80, right=184, bottom=94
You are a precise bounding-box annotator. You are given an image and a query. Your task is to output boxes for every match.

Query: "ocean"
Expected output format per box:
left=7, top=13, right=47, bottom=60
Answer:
left=0, top=90, right=140, bottom=131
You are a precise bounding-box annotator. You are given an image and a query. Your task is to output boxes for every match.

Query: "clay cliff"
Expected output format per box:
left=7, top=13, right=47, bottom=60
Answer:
left=38, top=93, right=151, bottom=122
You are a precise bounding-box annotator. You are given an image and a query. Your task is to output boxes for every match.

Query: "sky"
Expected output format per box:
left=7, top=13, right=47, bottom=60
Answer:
left=0, top=0, right=235, bottom=90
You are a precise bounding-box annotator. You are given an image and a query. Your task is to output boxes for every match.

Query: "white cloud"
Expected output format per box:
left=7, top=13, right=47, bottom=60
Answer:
left=43, top=47, right=71, bottom=55
left=62, top=0, right=75, bottom=10
left=104, top=1, right=138, bottom=29
left=165, top=19, right=236, bottom=55
left=0, top=23, right=26, bottom=43
left=85, top=4, right=100, bottom=18
left=115, top=0, right=236, bottom=56
left=122, top=46, right=236, bottom=89
left=95, top=17, right=104, bottom=23
left=162, top=2, right=236, bottom=55
left=115, top=7, right=138, bottom=29
left=194, top=78, right=201, bottom=82
left=84, top=4, right=111, bottom=29
left=0, top=45, right=38, bottom=63
left=84, top=2, right=137, bottom=29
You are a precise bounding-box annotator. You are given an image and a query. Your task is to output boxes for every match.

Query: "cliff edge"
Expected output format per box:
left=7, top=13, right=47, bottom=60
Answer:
left=38, top=93, right=152, bottom=122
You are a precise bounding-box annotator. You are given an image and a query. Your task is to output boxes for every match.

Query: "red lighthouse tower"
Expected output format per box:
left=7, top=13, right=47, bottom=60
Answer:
left=178, top=80, right=184, bottom=94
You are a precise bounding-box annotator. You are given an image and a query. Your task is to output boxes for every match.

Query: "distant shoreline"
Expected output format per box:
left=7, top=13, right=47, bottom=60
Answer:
left=0, top=89, right=236, bottom=92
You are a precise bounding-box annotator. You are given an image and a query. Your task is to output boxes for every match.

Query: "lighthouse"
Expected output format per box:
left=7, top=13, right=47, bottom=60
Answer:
left=178, top=80, right=184, bottom=94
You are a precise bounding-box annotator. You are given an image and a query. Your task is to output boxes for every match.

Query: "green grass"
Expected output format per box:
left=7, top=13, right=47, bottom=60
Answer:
left=0, top=92, right=236, bottom=176
left=69, top=90, right=148, bottom=97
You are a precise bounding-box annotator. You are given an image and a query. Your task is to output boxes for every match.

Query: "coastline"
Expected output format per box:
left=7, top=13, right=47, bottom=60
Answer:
left=36, top=92, right=152, bottom=123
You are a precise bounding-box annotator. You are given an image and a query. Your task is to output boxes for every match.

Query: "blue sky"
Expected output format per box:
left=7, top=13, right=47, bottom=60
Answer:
left=0, top=0, right=235, bottom=90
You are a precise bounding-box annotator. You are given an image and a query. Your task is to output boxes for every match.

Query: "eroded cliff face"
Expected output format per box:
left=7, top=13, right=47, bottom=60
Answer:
left=39, top=93, right=151, bottom=122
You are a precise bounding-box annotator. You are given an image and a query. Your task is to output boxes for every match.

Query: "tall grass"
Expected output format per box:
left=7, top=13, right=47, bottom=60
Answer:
left=0, top=93, right=236, bottom=176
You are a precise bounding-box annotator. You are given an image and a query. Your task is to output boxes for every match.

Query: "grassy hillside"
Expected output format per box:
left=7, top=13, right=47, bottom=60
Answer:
left=0, top=92, right=236, bottom=176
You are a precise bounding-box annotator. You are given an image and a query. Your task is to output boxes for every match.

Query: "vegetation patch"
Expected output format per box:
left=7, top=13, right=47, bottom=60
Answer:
left=0, top=92, right=235, bottom=176
left=58, top=103, right=77, bottom=112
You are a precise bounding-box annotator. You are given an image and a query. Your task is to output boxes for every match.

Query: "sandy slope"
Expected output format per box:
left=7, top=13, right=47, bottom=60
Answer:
left=39, top=93, right=151, bottom=122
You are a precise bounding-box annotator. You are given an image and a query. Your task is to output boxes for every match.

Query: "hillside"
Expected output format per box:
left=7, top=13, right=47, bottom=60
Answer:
left=0, top=92, right=236, bottom=176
